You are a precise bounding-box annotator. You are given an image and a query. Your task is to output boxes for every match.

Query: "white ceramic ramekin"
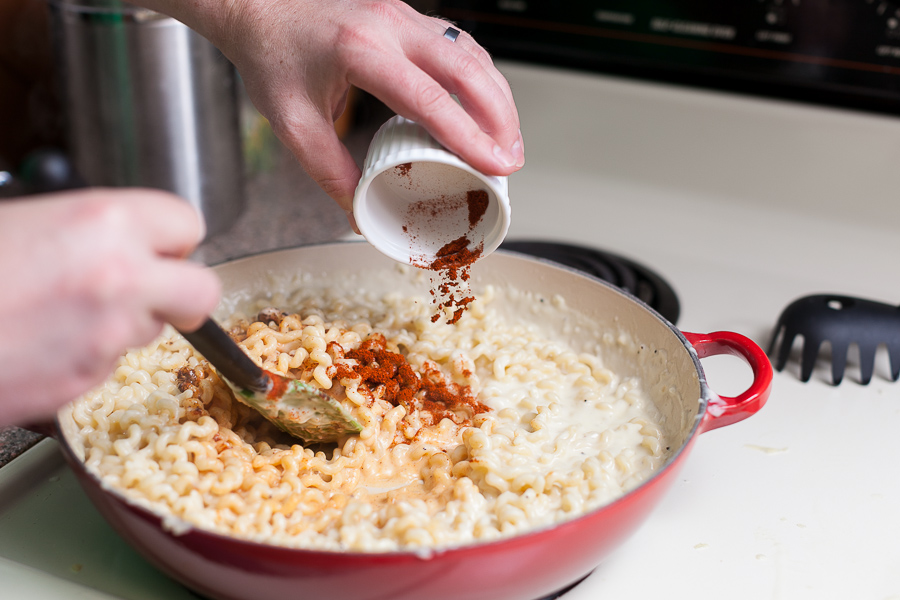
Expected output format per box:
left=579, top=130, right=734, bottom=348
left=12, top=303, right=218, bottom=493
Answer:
left=352, top=116, right=511, bottom=266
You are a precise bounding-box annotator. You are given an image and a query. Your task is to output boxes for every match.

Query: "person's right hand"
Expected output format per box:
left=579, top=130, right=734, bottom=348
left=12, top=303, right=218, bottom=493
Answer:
left=139, top=0, right=524, bottom=231
left=0, top=189, right=221, bottom=427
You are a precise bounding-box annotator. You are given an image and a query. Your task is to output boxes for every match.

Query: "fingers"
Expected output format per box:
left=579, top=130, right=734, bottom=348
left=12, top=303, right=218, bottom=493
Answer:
left=0, top=187, right=219, bottom=425
left=54, top=188, right=221, bottom=330
left=425, top=24, right=524, bottom=168
left=111, top=188, right=208, bottom=257
left=455, top=33, right=519, bottom=126
left=408, top=31, right=523, bottom=169
left=352, top=60, right=520, bottom=176
left=62, top=188, right=207, bottom=258
left=420, top=24, right=520, bottom=136
left=145, top=259, right=222, bottom=332
left=346, top=19, right=523, bottom=176
left=445, top=30, right=525, bottom=166
left=104, top=190, right=221, bottom=330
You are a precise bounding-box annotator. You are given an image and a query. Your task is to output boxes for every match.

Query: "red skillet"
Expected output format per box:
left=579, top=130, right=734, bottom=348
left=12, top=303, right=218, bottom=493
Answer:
left=54, top=243, right=772, bottom=600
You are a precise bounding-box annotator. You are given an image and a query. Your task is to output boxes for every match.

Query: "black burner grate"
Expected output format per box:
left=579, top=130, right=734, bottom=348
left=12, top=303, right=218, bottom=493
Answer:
left=500, top=240, right=681, bottom=325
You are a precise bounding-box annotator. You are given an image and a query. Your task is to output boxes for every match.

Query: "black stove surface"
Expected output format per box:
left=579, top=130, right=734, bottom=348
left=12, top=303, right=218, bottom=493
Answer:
left=500, top=240, right=681, bottom=325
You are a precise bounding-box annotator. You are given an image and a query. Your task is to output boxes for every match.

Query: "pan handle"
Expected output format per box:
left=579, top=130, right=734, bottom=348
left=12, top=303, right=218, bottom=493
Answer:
left=683, top=331, right=773, bottom=433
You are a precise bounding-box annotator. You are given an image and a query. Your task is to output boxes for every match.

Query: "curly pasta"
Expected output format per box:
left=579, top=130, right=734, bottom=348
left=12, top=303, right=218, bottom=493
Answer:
left=69, top=285, right=668, bottom=552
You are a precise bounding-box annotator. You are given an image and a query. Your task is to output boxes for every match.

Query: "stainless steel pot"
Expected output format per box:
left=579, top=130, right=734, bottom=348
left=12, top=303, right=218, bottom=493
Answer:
left=48, top=0, right=245, bottom=236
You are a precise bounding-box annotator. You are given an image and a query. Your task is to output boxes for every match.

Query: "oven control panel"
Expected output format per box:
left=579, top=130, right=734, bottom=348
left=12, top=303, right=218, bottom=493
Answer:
left=437, top=0, right=900, bottom=114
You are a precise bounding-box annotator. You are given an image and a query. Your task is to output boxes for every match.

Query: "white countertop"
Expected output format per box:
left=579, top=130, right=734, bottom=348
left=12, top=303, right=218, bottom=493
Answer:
left=497, top=60, right=900, bottom=600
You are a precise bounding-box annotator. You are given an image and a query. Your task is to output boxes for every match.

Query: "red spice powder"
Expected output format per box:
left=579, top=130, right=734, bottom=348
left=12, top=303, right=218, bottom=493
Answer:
left=406, top=188, right=491, bottom=324
left=330, top=334, right=489, bottom=424
left=426, top=236, right=481, bottom=324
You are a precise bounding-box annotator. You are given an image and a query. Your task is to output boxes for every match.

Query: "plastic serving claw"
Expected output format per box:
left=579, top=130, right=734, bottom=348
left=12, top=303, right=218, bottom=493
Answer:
left=768, top=294, right=900, bottom=385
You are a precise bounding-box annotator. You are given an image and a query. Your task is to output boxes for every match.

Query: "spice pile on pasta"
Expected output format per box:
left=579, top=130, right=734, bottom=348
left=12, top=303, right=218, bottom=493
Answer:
left=70, top=282, right=668, bottom=552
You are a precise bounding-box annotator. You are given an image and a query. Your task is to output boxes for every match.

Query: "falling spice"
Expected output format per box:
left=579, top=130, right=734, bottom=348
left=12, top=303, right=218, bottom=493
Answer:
left=408, top=188, right=490, bottom=324
left=396, top=163, right=493, bottom=324
left=426, top=236, right=481, bottom=324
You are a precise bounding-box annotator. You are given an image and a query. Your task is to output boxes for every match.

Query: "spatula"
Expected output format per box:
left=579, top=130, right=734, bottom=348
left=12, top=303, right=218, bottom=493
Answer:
left=768, top=294, right=900, bottom=385
left=179, top=319, right=362, bottom=443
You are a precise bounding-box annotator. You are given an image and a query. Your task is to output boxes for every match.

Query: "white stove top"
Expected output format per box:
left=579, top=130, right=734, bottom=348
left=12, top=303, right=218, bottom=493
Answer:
left=2, top=60, right=899, bottom=599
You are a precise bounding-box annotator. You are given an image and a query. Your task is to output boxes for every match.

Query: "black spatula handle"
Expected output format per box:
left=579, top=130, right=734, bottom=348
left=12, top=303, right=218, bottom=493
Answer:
left=179, top=319, right=270, bottom=394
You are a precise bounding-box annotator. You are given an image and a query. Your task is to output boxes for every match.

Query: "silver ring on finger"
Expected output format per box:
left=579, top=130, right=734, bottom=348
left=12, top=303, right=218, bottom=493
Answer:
left=443, top=26, right=461, bottom=42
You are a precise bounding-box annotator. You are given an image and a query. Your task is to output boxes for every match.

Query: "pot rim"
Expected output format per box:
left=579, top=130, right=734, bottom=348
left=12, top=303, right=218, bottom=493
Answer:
left=55, top=241, right=713, bottom=560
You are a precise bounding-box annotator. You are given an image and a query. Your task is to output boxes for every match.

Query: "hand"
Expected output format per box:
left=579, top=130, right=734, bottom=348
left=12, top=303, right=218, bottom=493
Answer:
left=139, top=0, right=524, bottom=230
left=0, top=189, right=221, bottom=426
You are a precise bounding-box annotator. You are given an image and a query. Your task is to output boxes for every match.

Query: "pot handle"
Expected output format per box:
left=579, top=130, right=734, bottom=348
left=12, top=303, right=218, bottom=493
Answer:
left=683, top=331, right=773, bottom=433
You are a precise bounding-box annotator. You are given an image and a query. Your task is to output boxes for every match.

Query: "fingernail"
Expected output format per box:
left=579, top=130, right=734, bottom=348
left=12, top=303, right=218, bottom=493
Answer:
left=345, top=209, right=361, bottom=235
left=511, top=132, right=525, bottom=168
left=192, top=204, right=207, bottom=244
left=493, top=144, right=516, bottom=169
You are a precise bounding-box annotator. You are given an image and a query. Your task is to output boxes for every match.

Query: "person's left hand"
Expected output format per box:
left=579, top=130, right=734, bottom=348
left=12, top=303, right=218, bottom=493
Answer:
left=0, top=189, right=220, bottom=426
